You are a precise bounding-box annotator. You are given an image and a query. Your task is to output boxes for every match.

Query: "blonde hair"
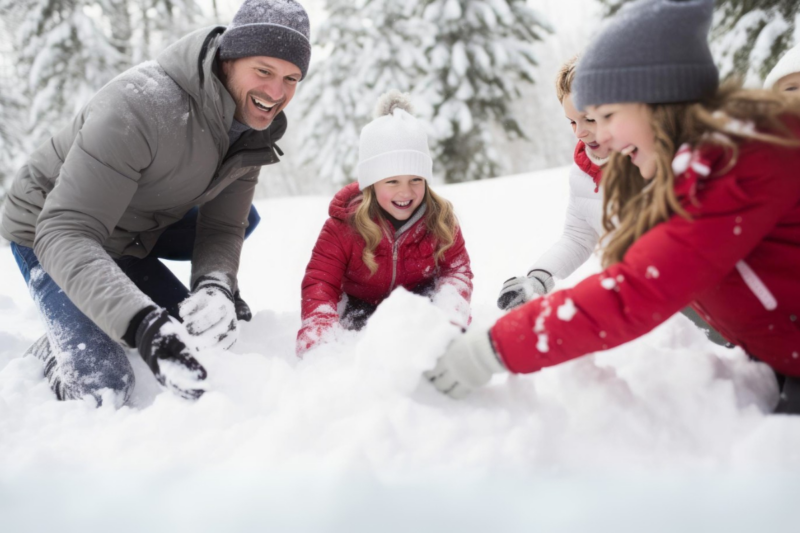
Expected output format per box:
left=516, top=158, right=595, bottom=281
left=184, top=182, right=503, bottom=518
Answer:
left=351, top=183, right=458, bottom=275
left=601, top=81, right=800, bottom=267
left=555, top=55, right=579, bottom=104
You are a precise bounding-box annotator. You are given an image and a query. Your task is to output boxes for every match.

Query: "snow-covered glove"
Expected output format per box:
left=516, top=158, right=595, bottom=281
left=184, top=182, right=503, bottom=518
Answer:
left=135, top=308, right=208, bottom=400
left=424, top=328, right=506, bottom=399
left=179, top=274, right=238, bottom=350
left=496, top=269, right=554, bottom=311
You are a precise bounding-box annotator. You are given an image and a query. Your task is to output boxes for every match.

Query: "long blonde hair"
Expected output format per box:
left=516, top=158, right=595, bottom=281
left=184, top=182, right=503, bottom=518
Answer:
left=601, top=81, right=800, bottom=267
left=351, top=183, right=458, bottom=275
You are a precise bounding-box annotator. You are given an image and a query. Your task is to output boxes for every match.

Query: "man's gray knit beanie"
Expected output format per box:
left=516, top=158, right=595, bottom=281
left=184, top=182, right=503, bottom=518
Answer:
left=573, top=0, right=719, bottom=110
left=219, top=0, right=311, bottom=80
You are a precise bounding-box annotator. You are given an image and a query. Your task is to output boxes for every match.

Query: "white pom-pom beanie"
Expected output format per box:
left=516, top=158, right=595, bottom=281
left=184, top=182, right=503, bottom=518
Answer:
left=357, top=92, right=433, bottom=190
left=764, top=44, right=800, bottom=90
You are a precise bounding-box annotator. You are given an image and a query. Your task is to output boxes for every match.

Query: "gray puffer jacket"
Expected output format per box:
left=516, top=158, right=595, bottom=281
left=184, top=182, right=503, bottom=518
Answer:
left=0, top=26, right=286, bottom=343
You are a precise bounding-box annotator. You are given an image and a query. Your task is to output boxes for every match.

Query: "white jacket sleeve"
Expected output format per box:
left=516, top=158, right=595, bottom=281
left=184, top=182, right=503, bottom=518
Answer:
left=529, top=166, right=601, bottom=280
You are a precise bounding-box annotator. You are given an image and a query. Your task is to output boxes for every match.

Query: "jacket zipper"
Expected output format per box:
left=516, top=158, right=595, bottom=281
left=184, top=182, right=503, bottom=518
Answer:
left=736, top=260, right=777, bottom=311
left=390, top=239, right=399, bottom=292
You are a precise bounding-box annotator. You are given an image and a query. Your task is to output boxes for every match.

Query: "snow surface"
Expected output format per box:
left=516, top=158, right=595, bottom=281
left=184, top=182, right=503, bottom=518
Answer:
left=1, top=167, right=799, bottom=531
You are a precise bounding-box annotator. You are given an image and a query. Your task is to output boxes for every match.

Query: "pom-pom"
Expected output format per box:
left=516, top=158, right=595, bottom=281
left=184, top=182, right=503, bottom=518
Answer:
left=373, top=90, right=414, bottom=118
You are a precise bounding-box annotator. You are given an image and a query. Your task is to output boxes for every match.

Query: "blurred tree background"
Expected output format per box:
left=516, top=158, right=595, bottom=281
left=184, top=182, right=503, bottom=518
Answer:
left=1, top=0, right=797, bottom=203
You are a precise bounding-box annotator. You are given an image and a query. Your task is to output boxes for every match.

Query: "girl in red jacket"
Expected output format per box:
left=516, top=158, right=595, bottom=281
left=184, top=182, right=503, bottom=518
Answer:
left=297, top=91, right=473, bottom=355
left=425, top=0, right=800, bottom=414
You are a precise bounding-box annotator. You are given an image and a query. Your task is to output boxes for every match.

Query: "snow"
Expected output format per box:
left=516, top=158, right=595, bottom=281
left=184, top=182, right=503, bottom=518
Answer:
left=1, top=168, right=798, bottom=527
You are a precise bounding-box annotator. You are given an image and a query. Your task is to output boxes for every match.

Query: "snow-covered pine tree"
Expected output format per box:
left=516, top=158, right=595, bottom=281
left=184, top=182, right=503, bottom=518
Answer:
left=419, top=0, right=550, bottom=182
left=0, top=2, right=25, bottom=204
left=130, top=0, right=204, bottom=64
left=298, top=0, right=433, bottom=186
left=713, top=0, right=800, bottom=84
left=15, top=0, right=127, bottom=146
left=598, top=0, right=800, bottom=85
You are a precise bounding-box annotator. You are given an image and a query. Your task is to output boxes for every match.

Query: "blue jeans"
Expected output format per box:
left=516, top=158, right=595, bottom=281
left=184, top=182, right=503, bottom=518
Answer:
left=11, top=205, right=261, bottom=406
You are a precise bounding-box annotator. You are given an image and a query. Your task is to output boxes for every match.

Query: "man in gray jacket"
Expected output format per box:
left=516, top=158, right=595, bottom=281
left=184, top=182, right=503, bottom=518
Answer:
left=1, top=0, right=311, bottom=405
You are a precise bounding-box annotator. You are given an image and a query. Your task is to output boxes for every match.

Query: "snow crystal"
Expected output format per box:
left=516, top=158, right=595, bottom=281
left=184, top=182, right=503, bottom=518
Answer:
left=646, top=266, right=660, bottom=279
left=672, top=150, right=692, bottom=175
left=734, top=226, right=743, bottom=236
left=557, top=298, right=577, bottom=321
left=536, top=333, right=549, bottom=353
left=600, top=277, right=616, bottom=290
left=691, top=161, right=711, bottom=177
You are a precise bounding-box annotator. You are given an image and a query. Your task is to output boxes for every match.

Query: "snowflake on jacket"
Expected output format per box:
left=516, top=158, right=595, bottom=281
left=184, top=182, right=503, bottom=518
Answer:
left=297, top=182, right=473, bottom=355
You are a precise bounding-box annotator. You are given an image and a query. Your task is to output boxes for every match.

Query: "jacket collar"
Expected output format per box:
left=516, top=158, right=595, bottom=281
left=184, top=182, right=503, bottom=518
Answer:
left=574, top=140, right=604, bottom=192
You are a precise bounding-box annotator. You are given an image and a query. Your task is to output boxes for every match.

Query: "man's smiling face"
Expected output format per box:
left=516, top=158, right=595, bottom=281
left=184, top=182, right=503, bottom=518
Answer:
left=221, top=56, right=302, bottom=130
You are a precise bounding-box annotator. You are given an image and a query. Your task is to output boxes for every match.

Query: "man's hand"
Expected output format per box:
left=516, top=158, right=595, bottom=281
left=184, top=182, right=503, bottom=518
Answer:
left=424, top=328, right=506, bottom=399
left=179, top=274, right=238, bottom=350
left=496, top=269, right=554, bottom=310
left=136, top=309, right=208, bottom=400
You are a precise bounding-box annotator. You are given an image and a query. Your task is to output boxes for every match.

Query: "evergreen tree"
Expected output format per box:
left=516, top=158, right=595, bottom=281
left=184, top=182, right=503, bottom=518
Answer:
left=0, top=2, right=31, bottom=203
left=15, top=0, right=128, bottom=145
left=713, top=0, right=800, bottom=83
left=598, top=0, right=800, bottom=84
left=298, top=0, right=433, bottom=186
left=419, top=0, right=550, bottom=182
left=302, top=0, right=550, bottom=185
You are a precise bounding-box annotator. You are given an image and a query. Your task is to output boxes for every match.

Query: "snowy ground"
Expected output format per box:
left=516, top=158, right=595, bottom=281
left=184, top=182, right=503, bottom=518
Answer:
left=1, top=168, right=799, bottom=531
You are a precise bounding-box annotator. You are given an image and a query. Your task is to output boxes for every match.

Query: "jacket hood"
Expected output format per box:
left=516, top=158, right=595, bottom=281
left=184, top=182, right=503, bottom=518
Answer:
left=157, top=26, right=236, bottom=137
left=329, top=182, right=361, bottom=221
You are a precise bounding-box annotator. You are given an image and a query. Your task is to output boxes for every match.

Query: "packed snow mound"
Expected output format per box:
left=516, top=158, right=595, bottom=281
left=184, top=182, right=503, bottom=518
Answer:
left=1, top=167, right=798, bottom=528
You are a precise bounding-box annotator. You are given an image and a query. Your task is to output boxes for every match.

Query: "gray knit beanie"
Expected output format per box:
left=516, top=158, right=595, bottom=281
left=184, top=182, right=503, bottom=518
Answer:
left=219, top=0, right=311, bottom=80
left=573, top=0, right=719, bottom=110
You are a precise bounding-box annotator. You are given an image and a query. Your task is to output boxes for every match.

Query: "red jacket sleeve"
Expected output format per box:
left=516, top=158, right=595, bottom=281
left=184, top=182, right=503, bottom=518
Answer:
left=432, top=226, right=474, bottom=328
left=491, top=142, right=800, bottom=373
left=297, top=218, right=350, bottom=355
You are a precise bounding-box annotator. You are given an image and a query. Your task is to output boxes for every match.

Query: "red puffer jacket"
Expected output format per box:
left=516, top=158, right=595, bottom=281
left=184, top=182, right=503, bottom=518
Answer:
left=298, top=182, right=473, bottom=354
left=492, top=125, right=800, bottom=377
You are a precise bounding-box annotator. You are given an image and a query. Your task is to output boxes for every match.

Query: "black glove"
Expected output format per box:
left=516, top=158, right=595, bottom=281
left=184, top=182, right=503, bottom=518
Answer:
left=234, top=290, right=253, bottom=322
left=135, top=308, right=208, bottom=400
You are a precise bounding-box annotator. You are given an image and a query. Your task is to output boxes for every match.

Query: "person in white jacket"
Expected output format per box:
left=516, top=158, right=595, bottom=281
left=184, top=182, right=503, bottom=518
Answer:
left=498, top=56, right=610, bottom=310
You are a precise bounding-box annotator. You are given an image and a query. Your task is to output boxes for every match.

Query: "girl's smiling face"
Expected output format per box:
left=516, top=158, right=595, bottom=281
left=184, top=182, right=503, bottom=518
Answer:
left=563, top=93, right=611, bottom=158
left=373, top=175, right=426, bottom=220
left=587, top=102, right=658, bottom=179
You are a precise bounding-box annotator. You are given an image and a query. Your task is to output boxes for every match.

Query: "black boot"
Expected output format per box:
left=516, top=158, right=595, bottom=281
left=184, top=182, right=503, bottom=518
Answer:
left=234, top=290, right=252, bottom=322
left=775, top=375, right=800, bottom=415
left=24, top=334, right=65, bottom=400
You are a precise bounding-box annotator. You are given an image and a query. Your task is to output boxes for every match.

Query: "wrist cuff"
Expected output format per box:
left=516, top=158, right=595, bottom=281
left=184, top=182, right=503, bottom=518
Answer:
left=193, top=275, right=235, bottom=302
left=123, top=306, right=158, bottom=348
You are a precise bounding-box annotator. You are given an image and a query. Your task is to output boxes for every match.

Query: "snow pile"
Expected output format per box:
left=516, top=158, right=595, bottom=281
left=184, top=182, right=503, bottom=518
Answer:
left=1, top=167, right=799, bottom=529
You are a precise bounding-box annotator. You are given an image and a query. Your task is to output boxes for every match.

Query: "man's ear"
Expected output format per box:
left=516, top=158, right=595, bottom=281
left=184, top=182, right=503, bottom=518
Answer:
left=219, top=58, right=233, bottom=82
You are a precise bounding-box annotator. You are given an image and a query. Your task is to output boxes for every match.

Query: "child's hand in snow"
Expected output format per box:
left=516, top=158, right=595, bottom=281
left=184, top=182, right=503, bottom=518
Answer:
left=496, top=269, right=554, bottom=310
left=179, top=274, right=238, bottom=350
left=136, top=308, right=208, bottom=400
left=424, top=328, right=506, bottom=399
